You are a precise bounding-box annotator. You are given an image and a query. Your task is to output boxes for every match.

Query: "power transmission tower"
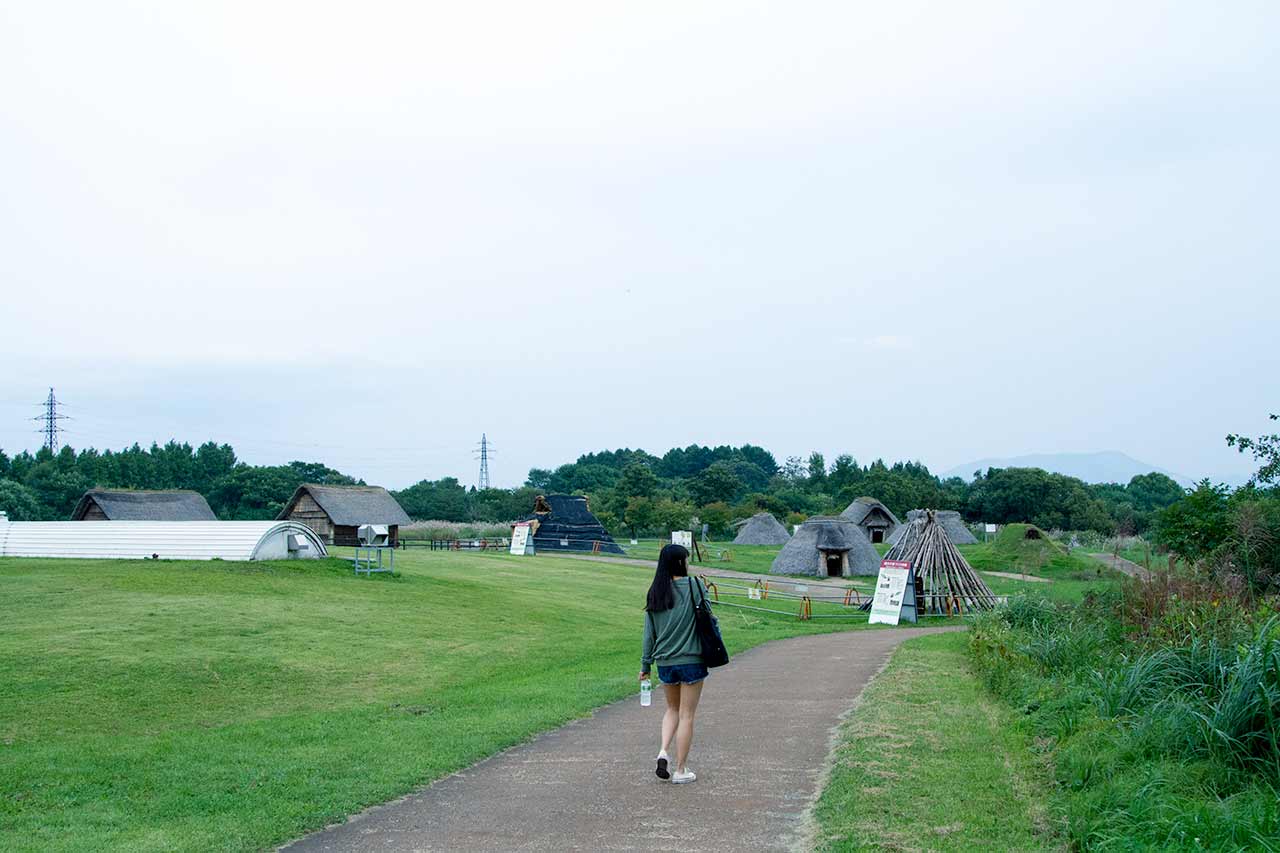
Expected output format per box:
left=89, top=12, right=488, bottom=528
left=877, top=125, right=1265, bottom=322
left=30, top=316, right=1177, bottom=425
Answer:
left=474, top=434, right=495, bottom=490
left=33, top=387, right=69, bottom=452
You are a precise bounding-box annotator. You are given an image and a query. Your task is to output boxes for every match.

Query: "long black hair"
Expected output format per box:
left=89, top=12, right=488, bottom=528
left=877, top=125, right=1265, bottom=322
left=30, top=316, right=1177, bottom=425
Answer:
left=645, top=544, right=689, bottom=611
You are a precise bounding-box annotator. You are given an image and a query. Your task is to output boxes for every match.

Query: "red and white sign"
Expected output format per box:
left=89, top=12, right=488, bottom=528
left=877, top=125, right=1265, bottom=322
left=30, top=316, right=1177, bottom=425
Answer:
left=510, top=522, right=534, bottom=555
left=870, top=559, right=912, bottom=625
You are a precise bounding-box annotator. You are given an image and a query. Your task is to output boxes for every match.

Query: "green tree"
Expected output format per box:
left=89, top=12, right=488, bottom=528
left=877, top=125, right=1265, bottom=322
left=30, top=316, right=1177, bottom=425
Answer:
left=651, top=498, right=697, bottom=535
left=1227, top=413, right=1280, bottom=486
left=688, top=462, right=744, bottom=506
left=616, top=462, right=658, bottom=499
left=807, top=452, right=827, bottom=487
left=0, top=479, right=41, bottom=520
left=623, top=496, right=657, bottom=538
left=393, top=478, right=470, bottom=521
left=1153, top=480, right=1230, bottom=560
left=208, top=465, right=304, bottom=519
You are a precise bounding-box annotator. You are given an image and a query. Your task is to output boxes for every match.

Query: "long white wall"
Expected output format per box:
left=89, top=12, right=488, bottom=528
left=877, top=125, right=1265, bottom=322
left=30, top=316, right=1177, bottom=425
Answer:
left=0, top=521, right=327, bottom=561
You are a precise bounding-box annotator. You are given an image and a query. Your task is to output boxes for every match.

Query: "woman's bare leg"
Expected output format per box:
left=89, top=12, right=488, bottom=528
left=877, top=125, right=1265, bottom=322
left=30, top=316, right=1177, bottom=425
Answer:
left=674, top=681, right=704, bottom=773
left=660, top=683, right=681, bottom=755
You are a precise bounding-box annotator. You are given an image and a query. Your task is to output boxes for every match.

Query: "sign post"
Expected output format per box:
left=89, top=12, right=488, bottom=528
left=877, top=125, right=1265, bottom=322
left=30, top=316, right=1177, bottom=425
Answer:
left=869, top=559, right=918, bottom=625
left=671, top=530, right=693, bottom=550
left=510, top=522, right=534, bottom=556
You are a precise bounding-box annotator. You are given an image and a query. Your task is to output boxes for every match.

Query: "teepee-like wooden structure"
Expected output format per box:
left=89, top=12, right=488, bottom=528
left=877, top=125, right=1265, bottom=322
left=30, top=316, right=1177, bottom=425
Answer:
left=885, top=510, right=999, bottom=613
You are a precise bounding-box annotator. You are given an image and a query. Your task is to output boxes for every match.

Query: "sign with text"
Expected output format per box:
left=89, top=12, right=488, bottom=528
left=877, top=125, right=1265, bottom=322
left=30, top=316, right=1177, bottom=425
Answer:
left=671, top=530, right=693, bottom=550
left=510, top=523, right=534, bottom=556
left=984, top=523, right=998, bottom=533
left=870, top=559, right=917, bottom=626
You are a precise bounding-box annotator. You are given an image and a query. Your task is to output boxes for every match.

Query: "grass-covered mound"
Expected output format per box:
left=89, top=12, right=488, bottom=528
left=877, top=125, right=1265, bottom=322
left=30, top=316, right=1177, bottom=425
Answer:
left=969, top=586, right=1280, bottom=850
left=0, top=548, right=909, bottom=852
left=960, top=524, right=1102, bottom=580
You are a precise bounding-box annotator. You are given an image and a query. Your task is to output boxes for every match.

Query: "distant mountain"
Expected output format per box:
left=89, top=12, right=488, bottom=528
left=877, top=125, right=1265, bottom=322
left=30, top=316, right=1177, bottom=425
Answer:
left=942, top=451, right=1195, bottom=487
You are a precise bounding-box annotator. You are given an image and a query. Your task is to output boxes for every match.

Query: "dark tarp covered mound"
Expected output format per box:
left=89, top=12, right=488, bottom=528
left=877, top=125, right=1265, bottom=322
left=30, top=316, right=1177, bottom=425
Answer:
left=518, top=494, right=625, bottom=555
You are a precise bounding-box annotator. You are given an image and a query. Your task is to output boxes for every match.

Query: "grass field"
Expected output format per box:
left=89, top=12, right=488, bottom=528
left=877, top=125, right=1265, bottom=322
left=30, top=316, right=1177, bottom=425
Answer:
left=811, top=632, right=1060, bottom=851
left=0, top=548, right=952, bottom=852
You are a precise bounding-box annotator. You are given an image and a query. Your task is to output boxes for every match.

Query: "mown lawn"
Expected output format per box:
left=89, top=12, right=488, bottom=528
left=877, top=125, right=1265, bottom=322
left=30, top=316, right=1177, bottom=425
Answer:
left=811, top=632, right=1061, bottom=852
left=0, top=549, right=938, bottom=852
left=618, top=537, right=783, bottom=574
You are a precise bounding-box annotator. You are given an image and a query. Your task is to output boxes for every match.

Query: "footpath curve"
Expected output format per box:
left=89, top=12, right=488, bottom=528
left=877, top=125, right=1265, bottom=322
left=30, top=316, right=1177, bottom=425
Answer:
left=283, top=627, right=958, bottom=853
left=1089, top=552, right=1150, bottom=579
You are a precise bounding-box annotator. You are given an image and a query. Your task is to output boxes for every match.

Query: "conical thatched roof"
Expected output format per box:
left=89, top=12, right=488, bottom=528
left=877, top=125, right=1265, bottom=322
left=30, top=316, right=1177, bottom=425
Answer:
left=839, top=496, right=901, bottom=529
left=887, top=509, right=977, bottom=546
left=769, top=516, right=881, bottom=577
left=732, top=512, right=791, bottom=545
left=890, top=510, right=997, bottom=613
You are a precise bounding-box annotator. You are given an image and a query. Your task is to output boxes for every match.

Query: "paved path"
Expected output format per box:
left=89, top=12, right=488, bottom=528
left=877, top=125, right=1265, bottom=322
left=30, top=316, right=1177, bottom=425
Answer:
left=982, top=570, right=1052, bottom=584
left=283, top=627, right=958, bottom=853
left=1089, top=552, right=1150, bottom=580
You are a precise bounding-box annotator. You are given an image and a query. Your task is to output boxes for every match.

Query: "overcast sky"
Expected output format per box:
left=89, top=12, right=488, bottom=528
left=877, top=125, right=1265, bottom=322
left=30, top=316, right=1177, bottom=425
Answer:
left=1, top=1, right=1276, bottom=489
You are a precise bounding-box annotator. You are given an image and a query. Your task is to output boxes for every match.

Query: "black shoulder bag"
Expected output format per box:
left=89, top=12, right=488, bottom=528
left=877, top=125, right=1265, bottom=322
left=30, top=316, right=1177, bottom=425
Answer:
left=689, top=577, right=729, bottom=668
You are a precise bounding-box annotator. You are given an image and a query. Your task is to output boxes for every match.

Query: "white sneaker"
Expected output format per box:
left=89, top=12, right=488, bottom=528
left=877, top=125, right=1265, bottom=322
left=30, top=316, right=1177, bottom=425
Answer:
left=671, top=769, right=696, bottom=784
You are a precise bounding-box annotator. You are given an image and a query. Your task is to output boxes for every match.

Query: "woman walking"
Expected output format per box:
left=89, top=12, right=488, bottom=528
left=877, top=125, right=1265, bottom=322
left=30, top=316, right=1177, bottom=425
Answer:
left=640, top=543, right=717, bottom=784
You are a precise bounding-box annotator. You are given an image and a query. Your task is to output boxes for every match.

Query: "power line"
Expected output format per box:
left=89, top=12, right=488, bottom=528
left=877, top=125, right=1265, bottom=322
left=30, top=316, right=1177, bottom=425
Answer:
left=474, top=433, right=495, bottom=490
left=32, top=388, right=69, bottom=452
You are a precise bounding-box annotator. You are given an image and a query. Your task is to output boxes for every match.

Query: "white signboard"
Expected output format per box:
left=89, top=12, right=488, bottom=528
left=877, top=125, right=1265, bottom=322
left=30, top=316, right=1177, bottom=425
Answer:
left=748, top=587, right=762, bottom=600
left=672, top=530, right=693, bottom=550
left=870, top=559, right=913, bottom=626
left=984, top=523, right=998, bottom=533
left=510, top=523, right=534, bottom=556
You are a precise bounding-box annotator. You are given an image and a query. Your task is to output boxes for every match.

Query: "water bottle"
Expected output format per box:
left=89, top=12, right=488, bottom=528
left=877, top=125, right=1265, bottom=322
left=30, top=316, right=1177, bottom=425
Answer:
left=640, top=678, right=652, bottom=707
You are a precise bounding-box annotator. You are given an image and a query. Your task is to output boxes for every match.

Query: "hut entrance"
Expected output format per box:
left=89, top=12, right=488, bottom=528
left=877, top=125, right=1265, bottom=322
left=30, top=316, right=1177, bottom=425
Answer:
left=822, top=550, right=848, bottom=577
left=870, top=529, right=884, bottom=543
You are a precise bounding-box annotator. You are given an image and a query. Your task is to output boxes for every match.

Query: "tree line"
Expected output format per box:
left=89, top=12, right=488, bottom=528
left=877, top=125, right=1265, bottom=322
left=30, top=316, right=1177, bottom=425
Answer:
left=0, top=438, right=1188, bottom=537
left=0, top=443, right=358, bottom=521
left=1152, top=413, right=1280, bottom=594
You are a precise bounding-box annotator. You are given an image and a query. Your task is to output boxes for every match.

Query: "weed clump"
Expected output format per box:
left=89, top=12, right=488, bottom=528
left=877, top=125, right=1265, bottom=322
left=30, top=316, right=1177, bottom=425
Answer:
left=970, top=578, right=1280, bottom=849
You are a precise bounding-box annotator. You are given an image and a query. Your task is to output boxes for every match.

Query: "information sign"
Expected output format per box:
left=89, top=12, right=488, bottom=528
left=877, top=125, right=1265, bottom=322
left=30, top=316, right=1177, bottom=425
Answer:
left=870, top=559, right=918, bottom=625
left=748, top=587, right=762, bottom=600
left=672, top=530, right=694, bottom=550
left=510, top=523, right=534, bottom=556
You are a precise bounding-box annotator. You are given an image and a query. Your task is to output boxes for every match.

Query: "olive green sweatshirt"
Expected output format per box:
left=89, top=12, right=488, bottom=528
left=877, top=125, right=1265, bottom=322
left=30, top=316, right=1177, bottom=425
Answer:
left=641, top=577, right=717, bottom=672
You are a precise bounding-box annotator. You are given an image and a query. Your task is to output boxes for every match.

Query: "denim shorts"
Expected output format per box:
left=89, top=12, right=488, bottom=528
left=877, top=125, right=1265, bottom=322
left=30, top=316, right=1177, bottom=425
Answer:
left=657, top=663, right=709, bottom=685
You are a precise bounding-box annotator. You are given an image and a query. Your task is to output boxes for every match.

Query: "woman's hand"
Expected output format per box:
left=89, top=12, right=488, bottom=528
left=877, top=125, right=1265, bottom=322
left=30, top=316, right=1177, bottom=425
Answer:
left=639, top=671, right=650, bottom=682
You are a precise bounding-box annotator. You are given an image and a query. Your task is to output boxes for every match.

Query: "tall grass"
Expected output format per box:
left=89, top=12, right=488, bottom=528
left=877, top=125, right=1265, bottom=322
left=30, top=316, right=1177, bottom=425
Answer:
left=969, top=582, right=1280, bottom=849
left=399, top=520, right=514, bottom=540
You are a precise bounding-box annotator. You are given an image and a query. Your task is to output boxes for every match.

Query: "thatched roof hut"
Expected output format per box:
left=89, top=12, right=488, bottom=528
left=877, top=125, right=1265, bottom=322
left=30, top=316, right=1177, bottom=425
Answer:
left=71, top=489, right=216, bottom=521
left=770, top=516, right=881, bottom=577
left=732, top=512, right=791, bottom=545
left=886, top=510, right=997, bottom=613
left=839, top=497, right=900, bottom=544
left=518, top=494, right=624, bottom=554
left=277, top=484, right=410, bottom=546
left=887, top=509, right=977, bottom=546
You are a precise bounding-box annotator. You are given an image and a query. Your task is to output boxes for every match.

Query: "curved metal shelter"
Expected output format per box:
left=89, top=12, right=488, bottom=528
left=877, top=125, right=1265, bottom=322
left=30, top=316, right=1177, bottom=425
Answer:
left=0, top=520, right=328, bottom=561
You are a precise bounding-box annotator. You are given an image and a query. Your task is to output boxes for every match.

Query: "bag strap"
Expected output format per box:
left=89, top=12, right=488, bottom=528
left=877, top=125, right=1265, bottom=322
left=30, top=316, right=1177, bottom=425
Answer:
left=688, top=575, right=702, bottom=609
